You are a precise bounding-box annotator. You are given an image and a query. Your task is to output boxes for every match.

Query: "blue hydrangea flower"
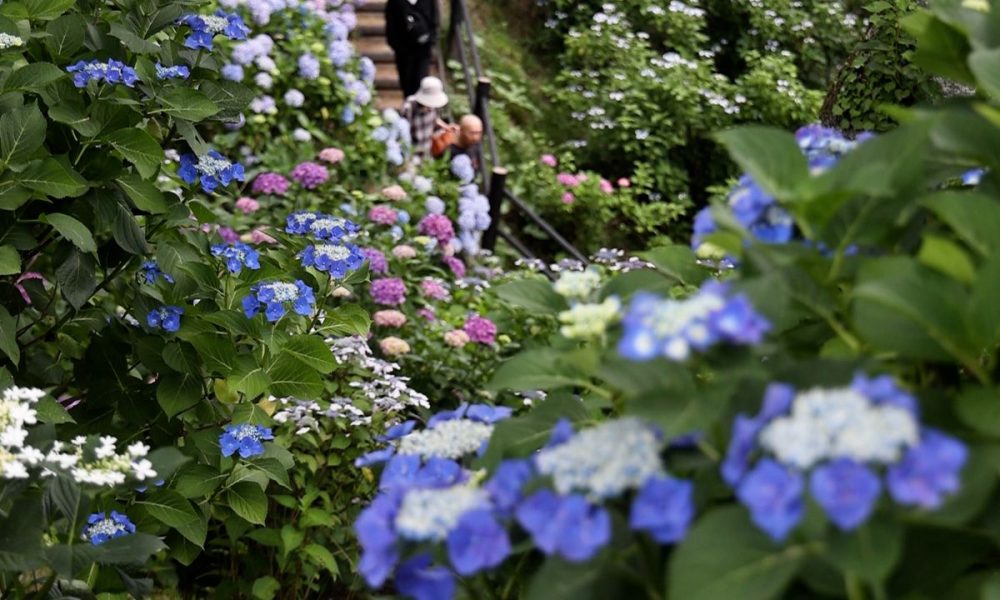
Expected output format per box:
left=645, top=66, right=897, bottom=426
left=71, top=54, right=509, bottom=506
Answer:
left=629, top=475, right=695, bottom=544
left=147, top=305, right=183, bottom=332
left=809, top=459, right=881, bottom=531
left=515, top=490, right=611, bottom=562
left=342, top=105, right=356, bottom=124
left=451, top=154, right=475, bottom=184
left=219, top=423, right=273, bottom=458
left=66, top=59, right=139, bottom=88
left=962, top=168, right=985, bottom=186
left=155, top=62, right=190, bottom=80
left=178, top=151, right=245, bottom=193
left=724, top=375, right=968, bottom=539
left=139, top=260, right=173, bottom=285
left=484, top=459, right=535, bottom=514
left=221, top=63, right=245, bottom=81
left=309, top=215, right=360, bottom=241
left=736, top=459, right=805, bottom=542
left=298, top=52, right=320, bottom=79
left=84, top=511, right=136, bottom=545
left=395, top=554, right=455, bottom=600
left=618, top=282, right=770, bottom=362
left=180, top=11, right=249, bottom=50
left=425, top=196, right=446, bottom=215
left=242, top=280, right=315, bottom=322
left=211, top=242, right=260, bottom=274
left=300, top=243, right=365, bottom=277
left=356, top=491, right=402, bottom=587
left=886, top=429, right=968, bottom=509
left=446, top=509, right=511, bottom=575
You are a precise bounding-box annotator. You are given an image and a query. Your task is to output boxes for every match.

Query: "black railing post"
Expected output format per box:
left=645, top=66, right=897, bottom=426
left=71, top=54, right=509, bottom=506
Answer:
left=473, top=77, right=491, bottom=121
left=446, top=0, right=462, bottom=61
left=482, top=167, right=507, bottom=252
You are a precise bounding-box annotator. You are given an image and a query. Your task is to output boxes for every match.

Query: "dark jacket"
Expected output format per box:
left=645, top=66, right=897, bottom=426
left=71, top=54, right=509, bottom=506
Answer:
left=385, top=0, right=439, bottom=50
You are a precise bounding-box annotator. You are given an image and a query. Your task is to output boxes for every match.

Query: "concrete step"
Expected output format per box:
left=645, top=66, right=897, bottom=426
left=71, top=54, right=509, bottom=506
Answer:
left=357, top=0, right=387, bottom=13
left=357, top=12, right=385, bottom=35
left=376, top=89, right=405, bottom=110
left=375, top=62, right=399, bottom=89
left=356, top=37, right=394, bottom=62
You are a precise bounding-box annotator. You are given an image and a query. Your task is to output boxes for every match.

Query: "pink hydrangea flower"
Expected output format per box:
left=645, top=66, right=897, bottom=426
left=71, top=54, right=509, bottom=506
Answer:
left=442, top=255, right=465, bottom=278
left=463, top=315, right=497, bottom=345
left=444, top=329, right=470, bottom=347
left=562, top=192, right=575, bottom=205
left=291, top=161, right=329, bottom=189
left=557, top=172, right=579, bottom=187
left=420, top=278, right=450, bottom=301
left=319, top=147, right=345, bottom=164
left=617, top=177, right=631, bottom=188
left=382, top=185, right=407, bottom=201
left=218, top=227, right=239, bottom=244
left=600, top=179, right=614, bottom=194
left=370, top=277, right=406, bottom=305
left=374, top=309, right=407, bottom=328
left=249, top=227, right=277, bottom=245
left=379, top=336, right=410, bottom=356
left=540, top=154, right=557, bottom=167
left=417, top=214, right=455, bottom=245
left=235, top=196, right=260, bottom=214
left=368, top=205, right=398, bottom=226
left=252, top=172, right=290, bottom=196
left=392, top=245, right=417, bottom=259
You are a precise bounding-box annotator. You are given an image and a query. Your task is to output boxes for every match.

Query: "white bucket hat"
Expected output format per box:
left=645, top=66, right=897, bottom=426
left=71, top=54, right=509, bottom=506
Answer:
left=412, top=76, right=449, bottom=108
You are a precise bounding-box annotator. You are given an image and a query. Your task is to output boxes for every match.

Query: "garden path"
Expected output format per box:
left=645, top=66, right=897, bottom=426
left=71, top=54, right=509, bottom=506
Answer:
left=355, top=0, right=405, bottom=109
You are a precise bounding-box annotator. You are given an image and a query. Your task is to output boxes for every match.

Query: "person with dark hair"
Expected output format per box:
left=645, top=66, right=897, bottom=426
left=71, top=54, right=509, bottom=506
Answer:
left=385, top=0, right=439, bottom=98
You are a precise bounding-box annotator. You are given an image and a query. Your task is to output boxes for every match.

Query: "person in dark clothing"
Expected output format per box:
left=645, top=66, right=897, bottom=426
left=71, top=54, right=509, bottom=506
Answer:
left=385, top=0, right=439, bottom=98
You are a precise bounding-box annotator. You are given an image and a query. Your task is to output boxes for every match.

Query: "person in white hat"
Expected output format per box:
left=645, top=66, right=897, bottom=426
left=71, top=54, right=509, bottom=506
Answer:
left=400, top=76, right=450, bottom=161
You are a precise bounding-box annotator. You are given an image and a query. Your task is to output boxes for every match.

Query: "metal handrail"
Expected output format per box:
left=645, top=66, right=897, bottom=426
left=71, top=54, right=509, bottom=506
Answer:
left=442, top=0, right=587, bottom=266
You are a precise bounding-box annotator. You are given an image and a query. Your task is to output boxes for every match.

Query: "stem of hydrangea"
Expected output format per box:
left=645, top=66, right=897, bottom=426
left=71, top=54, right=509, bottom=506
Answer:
left=845, top=573, right=866, bottom=600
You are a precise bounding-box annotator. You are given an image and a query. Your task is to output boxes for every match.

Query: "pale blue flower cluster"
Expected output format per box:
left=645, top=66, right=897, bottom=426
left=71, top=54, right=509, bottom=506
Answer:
left=372, top=109, right=411, bottom=166
left=154, top=62, right=190, bottom=80
left=453, top=183, right=491, bottom=254
left=178, top=151, right=246, bottom=193
left=619, top=281, right=770, bottom=361
left=450, top=154, right=475, bottom=184
left=723, top=374, right=968, bottom=541
left=300, top=242, right=366, bottom=277
left=285, top=211, right=360, bottom=241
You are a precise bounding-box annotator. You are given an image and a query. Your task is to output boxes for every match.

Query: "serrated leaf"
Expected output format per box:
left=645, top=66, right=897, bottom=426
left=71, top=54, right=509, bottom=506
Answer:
left=0, top=245, right=19, bottom=275
left=108, top=22, right=160, bottom=54
left=42, top=213, right=96, bottom=253
left=158, top=88, right=219, bottom=121
left=117, top=174, right=169, bottom=214
left=227, top=481, right=268, bottom=525
left=0, top=103, right=46, bottom=166
left=715, top=127, right=809, bottom=198
left=3, top=63, right=65, bottom=93
left=103, top=128, right=163, bottom=178
left=303, top=544, right=339, bottom=576
left=45, top=14, right=85, bottom=57
left=279, top=335, right=336, bottom=374
left=137, top=490, right=206, bottom=547
left=54, top=247, right=96, bottom=309
left=0, top=306, right=17, bottom=365
left=156, top=372, right=202, bottom=419
left=251, top=457, right=291, bottom=490
left=266, top=353, right=323, bottom=399
left=20, top=157, right=88, bottom=198
left=175, top=464, right=226, bottom=499
left=494, top=278, right=567, bottom=314
left=22, top=0, right=75, bottom=20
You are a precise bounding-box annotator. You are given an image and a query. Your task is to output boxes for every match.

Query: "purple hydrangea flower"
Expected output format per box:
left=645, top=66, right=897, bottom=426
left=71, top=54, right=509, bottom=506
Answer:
left=363, top=247, right=389, bottom=274
left=252, top=172, right=290, bottom=196
left=371, top=278, right=406, bottom=306
left=291, top=161, right=329, bottom=189
left=463, top=315, right=497, bottom=345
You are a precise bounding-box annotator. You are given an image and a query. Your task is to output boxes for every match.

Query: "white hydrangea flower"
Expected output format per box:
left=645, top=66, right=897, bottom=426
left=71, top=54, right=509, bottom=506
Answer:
left=536, top=418, right=663, bottom=500
left=397, top=419, right=494, bottom=460
left=395, top=485, right=487, bottom=541
left=552, top=269, right=602, bottom=300
left=558, top=297, right=621, bottom=339
left=760, top=387, right=919, bottom=469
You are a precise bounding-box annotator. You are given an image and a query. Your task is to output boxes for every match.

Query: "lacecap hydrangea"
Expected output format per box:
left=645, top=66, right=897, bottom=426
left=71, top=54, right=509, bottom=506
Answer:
left=219, top=423, right=274, bottom=459
left=178, top=151, right=245, bottom=193
left=180, top=11, right=249, bottom=50
left=722, top=373, right=968, bottom=541
left=619, top=280, right=770, bottom=361
left=285, top=211, right=359, bottom=241
left=84, top=511, right=136, bottom=545
left=242, top=280, right=316, bottom=322
left=211, top=242, right=260, bottom=274
left=300, top=242, right=365, bottom=277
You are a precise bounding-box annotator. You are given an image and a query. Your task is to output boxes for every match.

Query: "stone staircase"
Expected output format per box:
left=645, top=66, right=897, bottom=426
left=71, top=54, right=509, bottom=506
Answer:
left=355, top=1, right=405, bottom=110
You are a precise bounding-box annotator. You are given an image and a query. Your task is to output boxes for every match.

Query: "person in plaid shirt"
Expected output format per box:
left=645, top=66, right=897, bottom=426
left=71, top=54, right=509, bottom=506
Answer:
left=401, top=76, right=450, bottom=161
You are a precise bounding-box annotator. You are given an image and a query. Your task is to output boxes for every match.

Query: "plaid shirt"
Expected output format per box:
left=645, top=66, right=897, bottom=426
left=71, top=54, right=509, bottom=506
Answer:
left=401, top=97, right=439, bottom=160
